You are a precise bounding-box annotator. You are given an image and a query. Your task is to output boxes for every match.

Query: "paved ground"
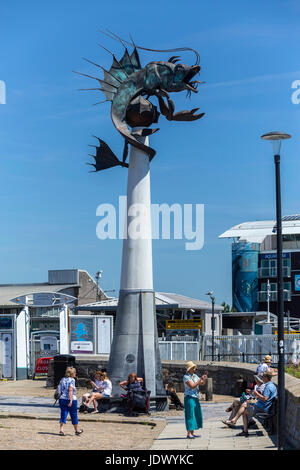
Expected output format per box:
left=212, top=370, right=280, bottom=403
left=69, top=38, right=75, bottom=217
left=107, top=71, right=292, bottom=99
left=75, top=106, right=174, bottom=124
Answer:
left=151, top=402, right=277, bottom=450
left=0, top=379, right=278, bottom=450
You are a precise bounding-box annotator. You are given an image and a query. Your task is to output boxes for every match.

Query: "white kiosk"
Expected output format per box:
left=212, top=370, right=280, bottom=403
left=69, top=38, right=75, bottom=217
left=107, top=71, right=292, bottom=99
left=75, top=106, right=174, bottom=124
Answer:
left=0, top=315, right=17, bottom=380
left=10, top=292, right=76, bottom=379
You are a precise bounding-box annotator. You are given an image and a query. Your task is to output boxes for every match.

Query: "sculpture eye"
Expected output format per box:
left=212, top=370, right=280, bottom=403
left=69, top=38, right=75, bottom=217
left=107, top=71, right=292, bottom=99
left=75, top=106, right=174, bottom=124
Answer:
left=174, top=64, right=185, bottom=82
left=175, top=65, right=184, bottom=73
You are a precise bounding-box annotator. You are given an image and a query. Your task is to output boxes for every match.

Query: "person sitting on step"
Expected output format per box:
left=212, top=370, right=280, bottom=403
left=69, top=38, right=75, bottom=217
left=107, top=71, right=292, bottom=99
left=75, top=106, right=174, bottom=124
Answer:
left=162, top=368, right=184, bottom=410
left=84, top=371, right=112, bottom=414
left=120, top=373, right=144, bottom=396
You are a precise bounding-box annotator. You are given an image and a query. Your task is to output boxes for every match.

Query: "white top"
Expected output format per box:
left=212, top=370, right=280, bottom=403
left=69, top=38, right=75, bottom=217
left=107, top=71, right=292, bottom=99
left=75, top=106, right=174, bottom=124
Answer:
left=101, top=379, right=112, bottom=396
left=60, top=377, right=77, bottom=401
left=256, top=362, right=269, bottom=376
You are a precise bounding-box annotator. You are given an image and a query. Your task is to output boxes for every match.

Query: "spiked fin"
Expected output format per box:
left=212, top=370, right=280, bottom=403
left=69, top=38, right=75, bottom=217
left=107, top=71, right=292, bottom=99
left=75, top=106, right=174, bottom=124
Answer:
left=108, top=48, right=141, bottom=83
left=130, top=48, right=141, bottom=72
left=88, top=138, right=128, bottom=172
left=83, top=47, right=142, bottom=103
left=99, top=80, right=117, bottom=101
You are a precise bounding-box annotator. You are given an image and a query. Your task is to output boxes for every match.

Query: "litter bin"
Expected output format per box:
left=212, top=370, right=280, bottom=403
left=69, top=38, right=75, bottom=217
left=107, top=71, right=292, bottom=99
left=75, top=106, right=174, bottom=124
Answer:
left=53, top=354, right=76, bottom=388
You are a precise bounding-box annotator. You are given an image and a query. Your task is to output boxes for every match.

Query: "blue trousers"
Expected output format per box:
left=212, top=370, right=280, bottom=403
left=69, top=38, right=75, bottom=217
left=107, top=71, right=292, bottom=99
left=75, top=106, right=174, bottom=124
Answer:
left=59, top=399, right=78, bottom=425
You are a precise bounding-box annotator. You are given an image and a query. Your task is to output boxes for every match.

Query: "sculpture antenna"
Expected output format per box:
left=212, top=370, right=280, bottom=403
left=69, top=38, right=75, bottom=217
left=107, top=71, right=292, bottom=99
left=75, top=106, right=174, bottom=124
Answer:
left=99, top=29, right=200, bottom=65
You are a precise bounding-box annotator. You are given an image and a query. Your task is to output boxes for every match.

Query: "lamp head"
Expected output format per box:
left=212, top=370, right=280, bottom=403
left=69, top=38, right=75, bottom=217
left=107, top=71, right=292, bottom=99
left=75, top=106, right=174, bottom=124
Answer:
left=261, top=131, right=291, bottom=156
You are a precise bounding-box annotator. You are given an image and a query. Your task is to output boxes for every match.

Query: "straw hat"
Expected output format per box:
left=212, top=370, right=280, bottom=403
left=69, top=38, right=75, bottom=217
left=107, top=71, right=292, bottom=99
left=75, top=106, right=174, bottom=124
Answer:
left=186, top=361, right=197, bottom=372
left=254, top=374, right=264, bottom=384
left=263, top=355, right=272, bottom=363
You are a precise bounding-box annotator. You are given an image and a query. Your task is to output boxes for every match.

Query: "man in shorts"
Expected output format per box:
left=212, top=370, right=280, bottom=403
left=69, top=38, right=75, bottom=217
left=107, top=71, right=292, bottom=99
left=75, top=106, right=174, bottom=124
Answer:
left=237, top=370, right=277, bottom=437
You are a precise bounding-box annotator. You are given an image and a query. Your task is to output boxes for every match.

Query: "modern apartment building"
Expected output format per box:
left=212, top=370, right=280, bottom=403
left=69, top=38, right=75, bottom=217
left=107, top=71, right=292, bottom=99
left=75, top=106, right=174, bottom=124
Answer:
left=219, top=215, right=300, bottom=317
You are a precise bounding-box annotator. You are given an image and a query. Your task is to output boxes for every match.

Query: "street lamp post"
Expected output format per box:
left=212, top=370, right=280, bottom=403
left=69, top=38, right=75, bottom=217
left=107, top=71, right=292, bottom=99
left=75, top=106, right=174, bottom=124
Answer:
left=261, top=131, right=291, bottom=451
left=206, top=291, right=215, bottom=361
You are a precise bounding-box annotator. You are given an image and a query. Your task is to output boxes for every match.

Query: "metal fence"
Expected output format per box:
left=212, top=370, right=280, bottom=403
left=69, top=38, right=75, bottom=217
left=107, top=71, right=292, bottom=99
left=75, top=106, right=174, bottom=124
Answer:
left=202, top=334, right=300, bottom=364
left=159, top=335, right=300, bottom=363
left=158, top=341, right=200, bottom=361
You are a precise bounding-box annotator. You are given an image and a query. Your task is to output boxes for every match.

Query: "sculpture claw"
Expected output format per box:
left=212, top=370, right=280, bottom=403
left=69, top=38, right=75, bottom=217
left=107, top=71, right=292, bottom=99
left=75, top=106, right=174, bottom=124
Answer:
left=158, top=96, right=204, bottom=122
left=169, top=108, right=205, bottom=122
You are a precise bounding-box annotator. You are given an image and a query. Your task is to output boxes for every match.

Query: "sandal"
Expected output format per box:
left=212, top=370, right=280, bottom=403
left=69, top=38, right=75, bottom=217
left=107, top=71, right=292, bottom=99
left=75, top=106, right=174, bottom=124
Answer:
left=75, top=429, right=83, bottom=436
left=221, top=419, right=235, bottom=428
left=59, top=431, right=65, bottom=436
left=91, top=410, right=98, bottom=414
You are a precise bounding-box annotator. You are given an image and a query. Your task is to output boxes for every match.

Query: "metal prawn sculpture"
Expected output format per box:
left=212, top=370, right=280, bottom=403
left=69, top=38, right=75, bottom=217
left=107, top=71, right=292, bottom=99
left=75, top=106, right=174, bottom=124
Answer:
left=75, top=31, right=205, bottom=172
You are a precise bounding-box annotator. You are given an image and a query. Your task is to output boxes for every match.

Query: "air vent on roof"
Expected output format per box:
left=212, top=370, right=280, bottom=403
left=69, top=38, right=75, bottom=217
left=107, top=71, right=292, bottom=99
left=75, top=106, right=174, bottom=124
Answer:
left=48, top=269, right=79, bottom=285
left=282, top=215, right=300, bottom=221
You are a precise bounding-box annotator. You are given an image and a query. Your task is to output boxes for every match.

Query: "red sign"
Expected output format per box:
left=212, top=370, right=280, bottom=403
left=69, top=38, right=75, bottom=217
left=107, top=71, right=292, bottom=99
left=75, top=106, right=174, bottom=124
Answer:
left=34, top=357, right=53, bottom=375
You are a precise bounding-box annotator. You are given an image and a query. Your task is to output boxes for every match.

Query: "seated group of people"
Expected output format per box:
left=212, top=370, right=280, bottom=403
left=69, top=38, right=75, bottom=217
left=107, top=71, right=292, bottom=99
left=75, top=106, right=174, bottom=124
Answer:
left=80, top=370, right=147, bottom=413
left=222, top=355, right=278, bottom=436
left=80, top=368, right=184, bottom=413
left=81, top=369, right=112, bottom=413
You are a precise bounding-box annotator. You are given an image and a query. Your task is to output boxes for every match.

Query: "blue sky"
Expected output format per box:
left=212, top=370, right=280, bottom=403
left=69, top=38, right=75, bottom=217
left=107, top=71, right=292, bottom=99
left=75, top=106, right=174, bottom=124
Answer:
left=0, top=0, right=299, bottom=306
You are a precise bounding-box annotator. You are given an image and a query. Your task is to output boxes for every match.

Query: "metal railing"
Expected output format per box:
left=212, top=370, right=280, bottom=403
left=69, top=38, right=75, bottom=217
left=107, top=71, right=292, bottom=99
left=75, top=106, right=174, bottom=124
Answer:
left=258, top=291, right=291, bottom=302
left=202, top=334, right=300, bottom=364
left=159, top=335, right=300, bottom=364
left=258, top=266, right=291, bottom=278
left=158, top=341, right=200, bottom=361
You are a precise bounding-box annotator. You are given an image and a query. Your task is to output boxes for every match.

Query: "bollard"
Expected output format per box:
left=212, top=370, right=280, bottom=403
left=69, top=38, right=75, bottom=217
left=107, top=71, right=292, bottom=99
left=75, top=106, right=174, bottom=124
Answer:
left=205, top=377, right=213, bottom=401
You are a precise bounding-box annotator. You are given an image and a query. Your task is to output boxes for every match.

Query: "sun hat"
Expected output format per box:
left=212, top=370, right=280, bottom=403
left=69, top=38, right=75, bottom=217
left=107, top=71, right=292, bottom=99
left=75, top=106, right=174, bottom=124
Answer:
left=263, top=355, right=272, bottom=363
left=254, top=374, right=264, bottom=384
left=186, top=361, right=197, bottom=372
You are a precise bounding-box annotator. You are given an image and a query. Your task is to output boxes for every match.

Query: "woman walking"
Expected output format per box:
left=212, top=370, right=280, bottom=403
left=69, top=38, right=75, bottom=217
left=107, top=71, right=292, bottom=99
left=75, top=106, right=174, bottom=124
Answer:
left=183, top=361, right=208, bottom=439
left=58, top=366, right=83, bottom=436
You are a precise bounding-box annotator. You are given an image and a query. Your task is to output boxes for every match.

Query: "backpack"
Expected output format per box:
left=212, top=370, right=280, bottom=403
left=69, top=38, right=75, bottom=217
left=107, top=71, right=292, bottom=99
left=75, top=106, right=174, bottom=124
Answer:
left=53, top=380, right=62, bottom=402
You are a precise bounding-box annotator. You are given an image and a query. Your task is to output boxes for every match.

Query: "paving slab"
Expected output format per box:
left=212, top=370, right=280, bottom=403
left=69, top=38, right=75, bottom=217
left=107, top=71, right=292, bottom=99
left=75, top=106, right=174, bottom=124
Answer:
left=151, top=402, right=277, bottom=451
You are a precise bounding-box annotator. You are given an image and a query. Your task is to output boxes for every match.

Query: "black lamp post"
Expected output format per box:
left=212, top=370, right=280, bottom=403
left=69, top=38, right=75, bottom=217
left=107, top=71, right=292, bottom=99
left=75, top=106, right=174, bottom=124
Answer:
left=261, top=131, right=291, bottom=451
left=206, top=291, right=215, bottom=361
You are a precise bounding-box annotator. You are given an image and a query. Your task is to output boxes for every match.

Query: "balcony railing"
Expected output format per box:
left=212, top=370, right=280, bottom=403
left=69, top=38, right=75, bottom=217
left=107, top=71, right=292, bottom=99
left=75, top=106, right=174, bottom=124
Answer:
left=258, top=266, right=291, bottom=278
left=258, top=291, right=291, bottom=302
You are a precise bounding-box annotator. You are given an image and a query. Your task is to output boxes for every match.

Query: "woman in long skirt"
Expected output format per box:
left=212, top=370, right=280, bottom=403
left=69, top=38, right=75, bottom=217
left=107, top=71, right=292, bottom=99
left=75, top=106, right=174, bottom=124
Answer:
left=183, top=361, right=208, bottom=439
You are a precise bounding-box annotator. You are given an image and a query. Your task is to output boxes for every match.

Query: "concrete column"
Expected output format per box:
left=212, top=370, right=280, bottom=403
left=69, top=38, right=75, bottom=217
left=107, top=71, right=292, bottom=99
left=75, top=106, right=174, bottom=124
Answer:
left=120, top=131, right=153, bottom=291
left=59, top=305, right=69, bottom=354
left=16, top=304, right=30, bottom=379
left=108, top=132, right=166, bottom=405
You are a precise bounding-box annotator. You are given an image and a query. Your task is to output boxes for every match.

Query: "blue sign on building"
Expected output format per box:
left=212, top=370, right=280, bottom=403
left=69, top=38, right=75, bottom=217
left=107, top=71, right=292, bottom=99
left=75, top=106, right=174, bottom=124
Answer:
left=232, top=241, right=259, bottom=312
left=295, top=274, right=300, bottom=292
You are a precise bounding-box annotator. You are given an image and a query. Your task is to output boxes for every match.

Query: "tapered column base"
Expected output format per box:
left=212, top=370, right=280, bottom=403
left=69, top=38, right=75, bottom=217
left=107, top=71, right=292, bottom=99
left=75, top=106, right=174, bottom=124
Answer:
left=108, top=289, right=168, bottom=410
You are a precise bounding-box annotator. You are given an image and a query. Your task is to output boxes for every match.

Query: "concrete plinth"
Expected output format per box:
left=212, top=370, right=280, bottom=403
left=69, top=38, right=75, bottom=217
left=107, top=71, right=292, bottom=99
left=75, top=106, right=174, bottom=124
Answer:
left=108, top=289, right=165, bottom=398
